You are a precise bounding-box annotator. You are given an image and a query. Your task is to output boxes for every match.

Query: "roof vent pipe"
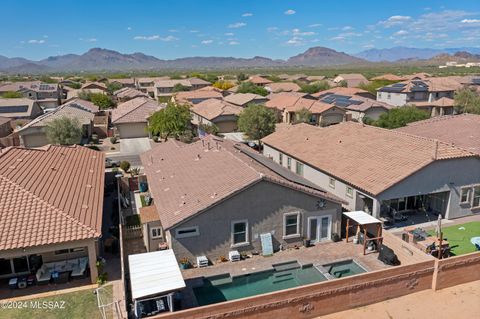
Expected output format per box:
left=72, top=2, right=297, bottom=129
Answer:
left=432, top=139, right=439, bottom=160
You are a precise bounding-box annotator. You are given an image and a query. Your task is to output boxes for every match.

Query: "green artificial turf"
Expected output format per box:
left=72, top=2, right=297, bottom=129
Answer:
left=428, top=221, right=480, bottom=256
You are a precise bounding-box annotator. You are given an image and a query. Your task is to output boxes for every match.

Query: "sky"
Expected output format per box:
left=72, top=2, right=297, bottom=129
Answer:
left=1, top=0, right=479, bottom=60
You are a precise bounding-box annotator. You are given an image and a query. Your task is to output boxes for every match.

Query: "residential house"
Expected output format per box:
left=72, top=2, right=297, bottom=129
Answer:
left=247, top=75, right=273, bottom=86
left=113, top=87, right=150, bottom=103
left=411, top=97, right=455, bottom=117
left=305, top=75, right=326, bottom=83
left=371, top=74, right=406, bottom=81
left=81, top=82, right=108, bottom=95
left=280, top=97, right=346, bottom=126
left=0, top=145, right=104, bottom=284
left=190, top=98, right=243, bottom=133
left=262, top=122, right=480, bottom=220
left=139, top=205, right=164, bottom=252
left=333, top=74, right=368, bottom=88
left=108, top=78, right=136, bottom=88
left=0, top=81, right=62, bottom=109
left=265, top=82, right=301, bottom=93
left=112, top=97, right=163, bottom=138
left=135, top=77, right=170, bottom=97
left=377, top=77, right=463, bottom=109
left=173, top=87, right=223, bottom=105
left=16, top=98, right=98, bottom=148
left=315, top=92, right=393, bottom=122
left=187, top=77, right=211, bottom=90
left=153, top=78, right=211, bottom=100
left=223, top=93, right=268, bottom=107
left=140, top=136, right=343, bottom=263
left=396, top=114, right=480, bottom=155
left=0, top=98, right=43, bottom=119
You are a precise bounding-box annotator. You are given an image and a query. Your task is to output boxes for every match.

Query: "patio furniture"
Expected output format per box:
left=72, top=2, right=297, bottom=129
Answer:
left=196, top=256, right=208, bottom=268
left=27, top=275, right=35, bottom=286
left=228, top=250, right=240, bottom=262
left=9, top=278, right=18, bottom=289
left=71, top=257, right=89, bottom=278
left=54, top=271, right=71, bottom=284
left=17, top=277, right=27, bottom=289
left=36, top=264, right=51, bottom=285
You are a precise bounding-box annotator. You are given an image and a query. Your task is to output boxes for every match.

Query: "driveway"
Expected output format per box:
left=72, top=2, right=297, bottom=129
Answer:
left=119, top=137, right=152, bottom=156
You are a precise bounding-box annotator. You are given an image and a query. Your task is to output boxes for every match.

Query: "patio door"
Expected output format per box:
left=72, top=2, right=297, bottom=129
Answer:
left=308, top=216, right=332, bottom=243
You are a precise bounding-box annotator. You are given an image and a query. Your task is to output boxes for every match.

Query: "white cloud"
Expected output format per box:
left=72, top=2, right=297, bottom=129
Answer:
left=189, top=30, right=199, bottom=33
left=395, top=30, right=409, bottom=36
left=284, top=9, right=296, bottom=15
left=228, top=22, right=246, bottom=28
left=28, top=39, right=45, bottom=44
left=242, top=12, right=253, bottom=17
left=363, top=44, right=375, bottom=49
left=168, top=29, right=179, bottom=33
left=224, top=32, right=234, bottom=36
left=201, top=39, right=213, bottom=44
left=309, top=23, right=322, bottom=28
left=134, top=35, right=178, bottom=41
left=267, top=26, right=278, bottom=32
left=330, top=36, right=345, bottom=41
left=292, top=28, right=315, bottom=36
left=342, top=26, right=354, bottom=31
left=229, top=41, right=240, bottom=45
left=461, top=19, right=480, bottom=24
left=379, top=15, right=412, bottom=27
left=285, top=36, right=304, bottom=46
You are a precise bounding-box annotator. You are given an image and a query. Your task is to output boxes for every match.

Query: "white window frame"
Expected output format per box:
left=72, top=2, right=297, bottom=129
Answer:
left=175, top=226, right=200, bottom=238
left=346, top=186, right=354, bottom=198
left=295, top=162, right=304, bottom=176
left=473, top=185, right=480, bottom=208
left=231, top=220, right=249, bottom=247
left=329, top=178, right=336, bottom=189
left=287, top=157, right=292, bottom=170
left=279, top=153, right=283, bottom=166
left=151, top=227, right=163, bottom=239
left=283, top=212, right=301, bottom=239
left=460, top=187, right=471, bottom=204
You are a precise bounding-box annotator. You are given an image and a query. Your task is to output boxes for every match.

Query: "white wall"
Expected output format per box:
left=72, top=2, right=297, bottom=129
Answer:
left=377, top=92, right=407, bottom=106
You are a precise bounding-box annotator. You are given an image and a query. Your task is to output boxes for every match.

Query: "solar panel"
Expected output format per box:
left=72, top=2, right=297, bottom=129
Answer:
left=349, top=99, right=363, bottom=105
left=472, top=78, right=480, bottom=85
left=381, top=87, right=404, bottom=93
left=335, top=100, right=352, bottom=107
left=392, top=83, right=406, bottom=87
left=0, top=105, right=29, bottom=113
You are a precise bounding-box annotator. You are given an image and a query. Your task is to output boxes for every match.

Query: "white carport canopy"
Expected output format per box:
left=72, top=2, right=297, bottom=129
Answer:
left=343, top=211, right=381, bottom=225
left=129, top=249, right=186, bottom=300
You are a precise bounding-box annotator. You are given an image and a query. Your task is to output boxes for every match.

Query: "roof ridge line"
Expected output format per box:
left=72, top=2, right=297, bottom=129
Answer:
left=0, top=174, right=98, bottom=236
left=115, top=97, right=152, bottom=122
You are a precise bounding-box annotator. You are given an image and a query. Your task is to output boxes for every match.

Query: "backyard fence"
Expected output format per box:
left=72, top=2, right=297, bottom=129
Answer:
left=95, top=283, right=124, bottom=319
left=123, top=225, right=143, bottom=240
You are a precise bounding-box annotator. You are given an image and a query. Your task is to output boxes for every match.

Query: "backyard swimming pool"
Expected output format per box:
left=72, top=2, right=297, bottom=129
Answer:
left=323, top=259, right=367, bottom=278
left=193, top=262, right=326, bottom=306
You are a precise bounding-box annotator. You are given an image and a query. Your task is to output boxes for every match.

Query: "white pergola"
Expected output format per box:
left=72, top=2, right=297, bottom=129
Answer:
left=343, top=211, right=383, bottom=255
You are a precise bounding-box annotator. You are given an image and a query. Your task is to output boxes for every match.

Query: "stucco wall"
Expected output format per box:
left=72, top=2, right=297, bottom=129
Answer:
left=169, top=180, right=341, bottom=263
left=434, top=251, right=480, bottom=290
left=377, top=91, right=407, bottom=106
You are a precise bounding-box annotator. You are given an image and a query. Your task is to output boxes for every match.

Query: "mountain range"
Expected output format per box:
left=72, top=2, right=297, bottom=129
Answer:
left=1, top=46, right=480, bottom=74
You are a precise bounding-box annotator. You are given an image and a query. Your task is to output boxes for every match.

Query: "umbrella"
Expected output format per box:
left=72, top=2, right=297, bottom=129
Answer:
left=435, top=214, right=442, bottom=237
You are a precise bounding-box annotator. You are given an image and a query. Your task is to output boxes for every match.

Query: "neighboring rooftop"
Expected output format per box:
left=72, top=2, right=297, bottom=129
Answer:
left=112, top=97, right=163, bottom=124
left=191, top=99, right=243, bottom=121
left=0, top=145, right=104, bottom=250
left=265, top=82, right=301, bottom=93
left=140, top=136, right=342, bottom=230
left=0, top=98, right=39, bottom=118
left=312, top=87, right=370, bottom=98
left=224, top=93, right=267, bottom=106
left=248, top=75, right=273, bottom=85
left=114, top=87, right=150, bottom=100
left=318, top=93, right=392, bottom=111
left=174, top=88, right=223, bottom=103
left=378, top=77, right=463, bottom=94
left=262, top=122, right=477, bottom=196
left=396, top=114, right=480, bottom=155
left=371, top=74, right=406, bottom=81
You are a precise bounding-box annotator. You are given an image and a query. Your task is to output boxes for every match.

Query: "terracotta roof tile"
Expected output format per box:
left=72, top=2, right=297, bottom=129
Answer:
left=112, top=97, right=163, bottom=124
left=139, top=205, right=160, bottom=223
left=191, top=99, right=242, bottom=120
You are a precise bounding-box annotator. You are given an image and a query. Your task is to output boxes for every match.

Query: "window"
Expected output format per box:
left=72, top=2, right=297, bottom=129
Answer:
left=387, top=93, right=391, bottom=99
left=12, top=257, right=29, bottom=273
left=69, top=247, right=85, bottom=253
left=329, top=178, right=336, bottom=189
left=0, top=258, right=12, bottom=276
left=231, top=220, right=248, bottom=246
left=284, top=212, right=301, bottom=238
left=473, top=186, right=480, bottom=208
left=346, top=186, right=353, bottom=198
left=460, top=188, right=471, bottom=204
left=296, top=162, right=304, bottom=176
left=151, top=227, right=163, bottom=239
left=175, top=226, right=199, bottom=238
left=287, top=157, right=292, bottom=170
left=279, top=153, right=283, bottom=166
left=54, top=249, right=69, bottom=255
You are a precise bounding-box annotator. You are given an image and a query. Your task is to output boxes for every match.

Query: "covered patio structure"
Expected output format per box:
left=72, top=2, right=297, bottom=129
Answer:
left=344, top=211, right=383, bottom=255
left=129, top=249, right=185, bottom=317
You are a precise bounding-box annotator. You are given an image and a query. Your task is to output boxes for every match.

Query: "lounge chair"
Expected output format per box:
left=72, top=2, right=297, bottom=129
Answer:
left=36, top=264, right=51, bottom=285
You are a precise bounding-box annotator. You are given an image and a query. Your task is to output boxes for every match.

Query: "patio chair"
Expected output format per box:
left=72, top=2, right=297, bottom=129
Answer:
left=54, top=271, right=70, bottom=284
left=36, top=264, right=51, bottom=285
left=229, top=250, right=240, bottom=262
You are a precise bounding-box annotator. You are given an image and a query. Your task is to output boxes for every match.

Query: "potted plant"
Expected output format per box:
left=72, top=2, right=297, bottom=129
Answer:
left=218, top=256, right=228, bottom=263
left=179, top=257, right=190, bottom=269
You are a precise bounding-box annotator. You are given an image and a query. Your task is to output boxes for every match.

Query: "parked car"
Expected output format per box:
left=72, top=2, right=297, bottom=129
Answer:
left=105, top=158, right=120, bottom=168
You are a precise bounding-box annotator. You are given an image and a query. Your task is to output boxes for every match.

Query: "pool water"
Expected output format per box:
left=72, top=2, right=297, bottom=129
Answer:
left=193, top=264, right=326, bottom=306
left=324, top=259, right=366, bottom=278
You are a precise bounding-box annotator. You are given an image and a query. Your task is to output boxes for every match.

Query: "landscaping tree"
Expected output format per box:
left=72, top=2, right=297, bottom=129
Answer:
left=338, top=80, right=348, bottom=87
left=372, top=106, right=430, bottom=129
left=237, top=104, right=276, bottom=145
left=172, top=83, right=190, bottom=92
left=212, top=80, right=235, bottom=90
left=294, top=107, right=313, bottom=124
left=45, top=117, right=83, bottom=145
left=107, top=82, right=123, bottom=94
left=359, top=80, right=399, bottom=96
left=237, top=73, right=248, bottom=81
left=236, top=82, right=269, bottom=96
left=148, top=102, right=192, bottom=141
left=120, top=161, right=131, bottom=173
left=1, top=91, right=23, bottom=98
left=454, top=87, right=480, bottom=114
left=299, top=81, right=330, bottom=94
left=199, top=123, right=219, bottom=135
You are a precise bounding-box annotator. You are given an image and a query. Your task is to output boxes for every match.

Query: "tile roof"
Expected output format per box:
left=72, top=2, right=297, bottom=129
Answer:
left=81, top=82, right=107, bottom=90
left=0, top=145, right=104, bottom=250
left=371, top=74, right=406, bottom=81
left=396, top=114, right=480, bottom=155
left=265, top=82, right=301, bottom=93
left=140, top=137, right=342, bottom=229
left=63, top=98, right=99, bottom=113
left=187, top=77, right=211, bottom=86
left=154, top=79, right=192, bottom=88
left=318, top=94, right=393, bottom=112
left=0, top=98, right=39, bottom=118
left=224, top=93, right=267, bottom=106
left=0, top=81, right=42, bottom=92
left=379, top=77, right=463, bottom=93
left=109, top=78, right=135, bottom=85
left=112, top=97, right=163, bottom=124
left=312, top=87, right=369, bottom=98
left=114, top=87, right=150, bottom=100
left=411, top=97, right=454, bottom=108
left=0, top=116, right=11, bottom=126
left=265, top=94, right=303, bottom=111
left=248, top=76, right=273, bottom=85
left=191, top=99, right=243, bottom=121
left=174, top=89, right=223, bottom=103
left=262, top=122, right=477, bottom=196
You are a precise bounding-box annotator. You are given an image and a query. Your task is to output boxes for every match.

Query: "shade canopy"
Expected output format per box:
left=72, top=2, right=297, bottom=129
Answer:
left=129, top=249, right=185, bottom=300
left=343, top=211, right=381, bottom=225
